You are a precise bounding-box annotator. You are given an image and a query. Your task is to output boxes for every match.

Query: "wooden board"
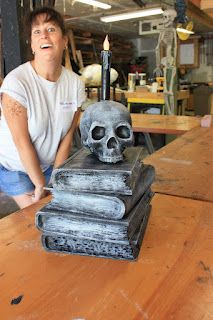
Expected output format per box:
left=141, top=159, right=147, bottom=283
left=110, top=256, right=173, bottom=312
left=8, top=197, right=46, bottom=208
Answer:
left=79, top=113, right=200, bottom=135
left=124, top=90, right=190, bottom=102
left=200, top=0, right=213, bottom=13
left=131, top=114, right=200, bottom=134
left=144, top=126, right=213, bottom=202
left=0, top=193, right=213, bottom=319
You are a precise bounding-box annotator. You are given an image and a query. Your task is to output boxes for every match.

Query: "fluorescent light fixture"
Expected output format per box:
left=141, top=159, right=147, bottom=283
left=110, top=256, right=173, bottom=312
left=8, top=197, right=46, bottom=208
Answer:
left=100, top=7, right=163, bottom=23
left=75, top=0, right=111, bottom=10
left=176, top=27, right=194, bottom=34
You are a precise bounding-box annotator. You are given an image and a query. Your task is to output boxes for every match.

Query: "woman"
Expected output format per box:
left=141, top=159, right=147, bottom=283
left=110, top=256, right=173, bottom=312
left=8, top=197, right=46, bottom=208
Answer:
left=0, top=7, right=85, bottom=209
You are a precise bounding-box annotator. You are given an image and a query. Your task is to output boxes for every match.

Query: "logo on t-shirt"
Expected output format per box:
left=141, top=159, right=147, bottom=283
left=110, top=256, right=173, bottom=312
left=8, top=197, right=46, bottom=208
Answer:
left=59, top=101, right=77, bottom=112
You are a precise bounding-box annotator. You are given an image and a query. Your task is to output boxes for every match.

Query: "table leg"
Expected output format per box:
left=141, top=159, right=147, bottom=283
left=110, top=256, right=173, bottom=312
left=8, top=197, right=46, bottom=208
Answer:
left=143, top=133, right=155, bottom=154
left=97, top=88, right=101, bottom=101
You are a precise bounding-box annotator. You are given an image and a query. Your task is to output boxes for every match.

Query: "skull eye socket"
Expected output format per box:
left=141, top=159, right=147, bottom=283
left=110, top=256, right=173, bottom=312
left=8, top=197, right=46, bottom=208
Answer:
left=116, top=125, right=131, bottom=139
left=91, top=126, right=105, bottom=140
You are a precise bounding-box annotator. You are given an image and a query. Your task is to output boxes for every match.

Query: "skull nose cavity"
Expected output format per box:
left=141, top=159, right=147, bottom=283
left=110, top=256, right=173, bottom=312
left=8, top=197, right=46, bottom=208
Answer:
left=116, top=125, right=131, bottom=139
left=92, top=126, right=105, bottom=140
left=107, top=137, right=117, bottom=149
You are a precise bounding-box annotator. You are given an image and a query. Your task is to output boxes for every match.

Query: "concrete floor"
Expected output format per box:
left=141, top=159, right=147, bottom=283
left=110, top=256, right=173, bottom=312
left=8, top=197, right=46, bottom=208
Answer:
left=0, top=191, right=19, bottom=218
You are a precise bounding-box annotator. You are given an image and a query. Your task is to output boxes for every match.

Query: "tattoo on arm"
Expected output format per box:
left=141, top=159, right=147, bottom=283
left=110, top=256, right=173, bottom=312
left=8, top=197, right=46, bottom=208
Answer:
left=2, top=94, right=25, bottom=117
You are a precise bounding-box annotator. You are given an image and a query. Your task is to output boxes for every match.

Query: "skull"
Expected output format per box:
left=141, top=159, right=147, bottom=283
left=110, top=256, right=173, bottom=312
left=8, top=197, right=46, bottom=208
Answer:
left=162, top=9, right=177, bottom=28
left=80, top=100, right=134, bottom=163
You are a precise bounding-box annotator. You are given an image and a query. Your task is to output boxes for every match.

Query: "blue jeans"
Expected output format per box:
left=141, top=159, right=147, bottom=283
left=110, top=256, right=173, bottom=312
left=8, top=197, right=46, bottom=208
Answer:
left=0, top=164, right=53, bottom=196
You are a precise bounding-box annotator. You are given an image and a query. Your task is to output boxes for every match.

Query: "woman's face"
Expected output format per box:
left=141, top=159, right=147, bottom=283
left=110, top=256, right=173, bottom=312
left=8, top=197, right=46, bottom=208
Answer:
left=31, top=14, right=68, bottom=63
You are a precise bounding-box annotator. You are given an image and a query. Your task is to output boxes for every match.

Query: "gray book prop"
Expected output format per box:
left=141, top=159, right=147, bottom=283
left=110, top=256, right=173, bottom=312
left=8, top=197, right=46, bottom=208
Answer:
left=44, top=164, right=155, bottom=220
left=36, top=189, right=153, bottom=243
left=41, top=196, right=152, bottom=261
left=36, top=147, right=155, bottom=261
left=51, top=147, right=144, bottom=195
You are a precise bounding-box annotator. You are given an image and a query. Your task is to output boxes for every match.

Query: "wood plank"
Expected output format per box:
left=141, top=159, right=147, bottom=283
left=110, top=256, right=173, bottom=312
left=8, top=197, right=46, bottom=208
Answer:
left=68, top=28, right=135, bottom=65
left=65, top=48, right=72, bottom=71
left=130, top=114, right=200, bottom=134
left=187, top=1, right=213, bottom=30
left=144, top=126, right=213, bottom=202
left=125, top=91, right=165, bottom=100
left=67, top=29, right=78, bottom=65
left=0, top=193, right=213, bottom=319
left=200, top=0, right=213, bottom=12
left=76, top=50, right=84, bottom=69
left=124, top=90, right=190, bottom=101
left=78, top=113, right=200, bottom=135
left=75, top=37, right=94, bottom=45
left=128, top=97, right=165, bottom=104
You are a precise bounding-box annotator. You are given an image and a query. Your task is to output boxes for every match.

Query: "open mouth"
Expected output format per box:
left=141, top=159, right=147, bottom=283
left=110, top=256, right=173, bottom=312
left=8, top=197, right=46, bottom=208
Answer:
left=40, top=44, right=53, bottom=49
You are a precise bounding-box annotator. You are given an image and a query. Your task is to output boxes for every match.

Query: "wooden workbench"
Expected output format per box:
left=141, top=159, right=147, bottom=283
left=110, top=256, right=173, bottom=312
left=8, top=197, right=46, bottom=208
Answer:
left=144, top=125, right=213, bottom=202
left=1, top=193, right=213, bottom=320
left=130, top=114, right=200, bottom=154
left=79, top=113, right=200, bottom=135
left=125, top=90, right=190, bottom=114
left=125, top=90, right=190, bottom=102
left=78, top=112, right=201, bottom=155
left=131, top=114, right=200, bottom=135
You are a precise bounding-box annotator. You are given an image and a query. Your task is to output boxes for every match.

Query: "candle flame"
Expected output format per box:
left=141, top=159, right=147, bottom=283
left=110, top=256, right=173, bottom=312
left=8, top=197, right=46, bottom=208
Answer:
left=103, top=35, right=110, bottom=50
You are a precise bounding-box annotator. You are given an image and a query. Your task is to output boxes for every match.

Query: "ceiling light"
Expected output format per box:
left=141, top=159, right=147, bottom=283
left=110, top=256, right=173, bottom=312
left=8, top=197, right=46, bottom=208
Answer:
left=100, top=8, right=163, bottom=23
left=75, top=0, right=111, bottom=10
left=176, top=27, right=194, bottom=34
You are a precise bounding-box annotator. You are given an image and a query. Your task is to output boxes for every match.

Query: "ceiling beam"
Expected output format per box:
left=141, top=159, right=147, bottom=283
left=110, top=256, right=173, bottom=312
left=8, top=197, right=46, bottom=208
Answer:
left=188, top=0, right=201, bottom=7
left=187, top=1, right=213, bottom=30
left=200, top=0, right=213, bottom=13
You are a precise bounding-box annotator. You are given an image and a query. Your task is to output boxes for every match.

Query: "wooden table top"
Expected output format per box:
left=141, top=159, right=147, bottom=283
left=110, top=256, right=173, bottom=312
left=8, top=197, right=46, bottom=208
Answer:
left=1, top=193, right=213, bottom=320
left=144, top=126, right=213, bottom=202
left=79, top=113, right=200, bottom=135
left=124, top=90, right=190, bottom=102
left=131, top=114, right=200, bottom=134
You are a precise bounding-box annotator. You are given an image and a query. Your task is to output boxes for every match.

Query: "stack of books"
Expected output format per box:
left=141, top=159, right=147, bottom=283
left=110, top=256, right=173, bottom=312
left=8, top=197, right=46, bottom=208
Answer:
left=36, top=147, right=155, bottom=260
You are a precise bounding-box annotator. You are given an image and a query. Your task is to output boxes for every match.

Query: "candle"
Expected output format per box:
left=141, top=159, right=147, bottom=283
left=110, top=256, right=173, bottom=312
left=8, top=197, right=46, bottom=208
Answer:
left=101, top=35, right=112, bottom=101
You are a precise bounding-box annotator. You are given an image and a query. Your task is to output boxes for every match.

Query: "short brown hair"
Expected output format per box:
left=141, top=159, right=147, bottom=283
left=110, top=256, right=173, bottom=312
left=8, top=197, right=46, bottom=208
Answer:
left=25, top=6, right=66, bottom=43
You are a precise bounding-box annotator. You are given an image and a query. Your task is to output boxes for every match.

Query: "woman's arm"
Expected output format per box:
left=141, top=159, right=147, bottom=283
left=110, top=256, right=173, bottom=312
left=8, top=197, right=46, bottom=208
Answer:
left=1, top=93, right=46, bottom=201
left=53, top=108, right=81, bottom=168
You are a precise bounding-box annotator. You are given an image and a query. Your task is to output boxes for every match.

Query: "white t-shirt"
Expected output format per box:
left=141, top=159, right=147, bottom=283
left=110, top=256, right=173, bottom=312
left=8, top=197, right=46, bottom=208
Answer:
left=0, top=62, right=85, bottom=172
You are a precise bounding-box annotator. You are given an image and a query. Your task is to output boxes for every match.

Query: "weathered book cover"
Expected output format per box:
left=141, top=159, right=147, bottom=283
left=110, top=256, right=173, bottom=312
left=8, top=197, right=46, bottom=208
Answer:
left=51, top=147, right=145, bottom=195
left=36, top=189, right=153, bottom=243
left=41, top=202, right=151, bottom=261
left=45, top=164, right=155, bottom=219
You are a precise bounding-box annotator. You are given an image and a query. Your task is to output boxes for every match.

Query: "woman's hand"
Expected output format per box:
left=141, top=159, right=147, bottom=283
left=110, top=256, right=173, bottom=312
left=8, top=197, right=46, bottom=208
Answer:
left=31, top=185, right=47, bottom=203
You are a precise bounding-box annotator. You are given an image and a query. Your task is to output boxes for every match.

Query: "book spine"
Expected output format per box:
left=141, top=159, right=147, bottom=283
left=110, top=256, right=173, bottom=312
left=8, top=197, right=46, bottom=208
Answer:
left=41, top=196, right=151, bottom=261
left=126, top=191, right=153, bottom=240
left=47, top=164, right=155, bottom=220
left=36, top=212, right=128, bottom=242
left=123, top=164, right=155, bottom=215
left=52, top=171, right=133, bottom=195
left=51, top=147, right=145, bottom=196
left=48, top=191, right=126, bottom=219
left=36, top=191, right=152, bottom=242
